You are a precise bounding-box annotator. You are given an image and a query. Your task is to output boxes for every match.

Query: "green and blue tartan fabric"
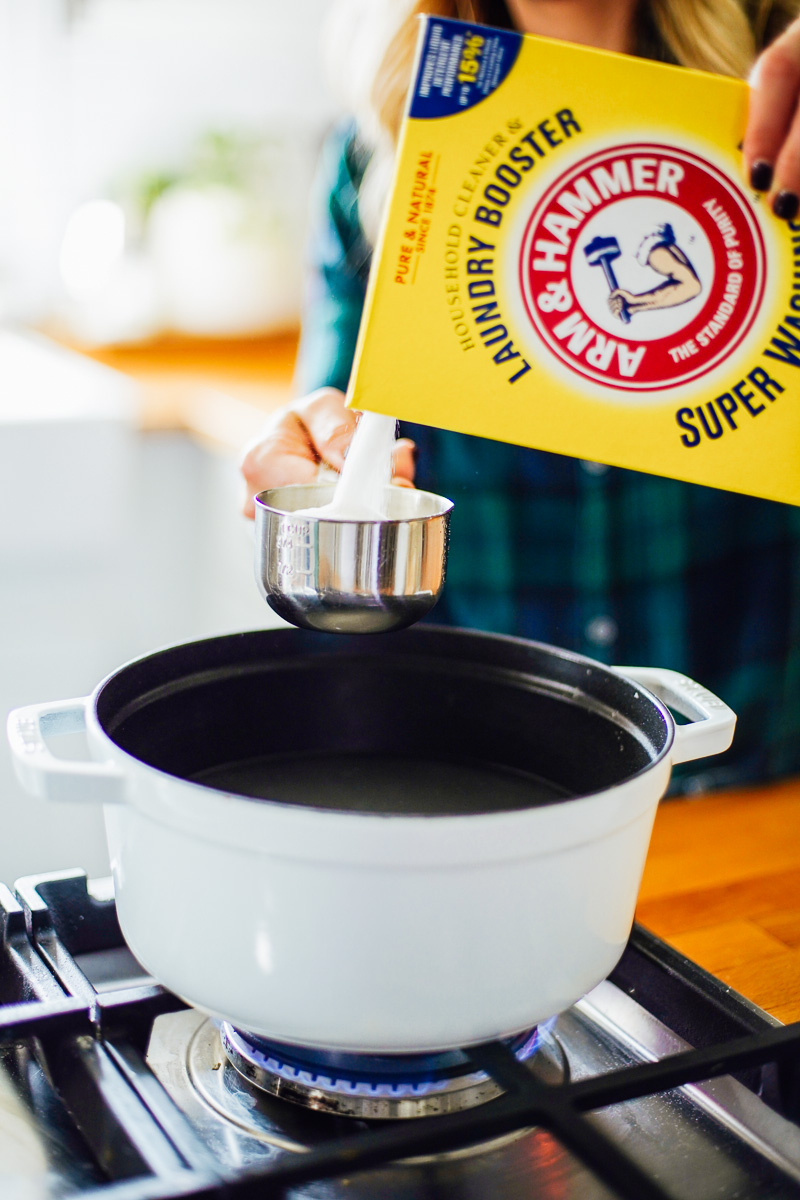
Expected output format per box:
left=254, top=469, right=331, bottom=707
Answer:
left=295, top=125, right=800, bottom=793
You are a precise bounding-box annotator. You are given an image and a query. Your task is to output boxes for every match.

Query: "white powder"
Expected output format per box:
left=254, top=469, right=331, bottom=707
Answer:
left=296, top=411, right=398, bottom=520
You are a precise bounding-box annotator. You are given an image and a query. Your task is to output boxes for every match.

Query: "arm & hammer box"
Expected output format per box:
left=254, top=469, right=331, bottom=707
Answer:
left=347, top=16, right=800, bottom=505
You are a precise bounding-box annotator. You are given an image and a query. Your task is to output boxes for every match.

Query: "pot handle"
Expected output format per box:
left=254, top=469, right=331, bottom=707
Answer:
left=6, top=698, right=125, bottom=805
left=614, top=667, right=736, bottom=765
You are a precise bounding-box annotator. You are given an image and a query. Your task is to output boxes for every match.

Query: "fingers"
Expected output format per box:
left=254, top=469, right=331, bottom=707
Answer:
left=392, top=437, right=417, bottom=485
left=240, top=388, right=353, bottom=518
left=239, top=414, right=317, bottom=518
left=292, top=388, right=358, bottom=473
left=239, top=388, right=417, bottom=517
left=607, top=290, right=629, bottom=318
left=772, top=102, right=800, bottom=218
left=745, top=21, right=800, bottom=218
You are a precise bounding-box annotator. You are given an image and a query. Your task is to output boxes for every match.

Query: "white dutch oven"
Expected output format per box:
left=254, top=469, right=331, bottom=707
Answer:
left=7, top=627, right=735, bottom=1053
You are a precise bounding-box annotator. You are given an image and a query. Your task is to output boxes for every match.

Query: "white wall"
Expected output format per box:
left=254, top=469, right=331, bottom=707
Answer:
left=0, top=0, right=340, bottom=321
left=0, top=335, right=284, bottom=884
left=1, top=428, right=283, bottom=884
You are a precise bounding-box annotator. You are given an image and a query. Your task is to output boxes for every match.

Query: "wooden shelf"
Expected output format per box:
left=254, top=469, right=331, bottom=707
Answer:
left=48, top=329, right=301, bottom=451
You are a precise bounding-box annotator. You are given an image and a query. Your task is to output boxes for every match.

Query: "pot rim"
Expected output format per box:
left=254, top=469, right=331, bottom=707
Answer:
left=91, top=624, right=678, bottom=815
left=86, top=627, right=679, bottom=864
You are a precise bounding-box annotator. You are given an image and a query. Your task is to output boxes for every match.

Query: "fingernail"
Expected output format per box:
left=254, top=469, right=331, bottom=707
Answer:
left=773, top=190, right=799, bottom=220
left=750, top=160, right=773, bottom=192
left=411, top=444, right=419, bottom=465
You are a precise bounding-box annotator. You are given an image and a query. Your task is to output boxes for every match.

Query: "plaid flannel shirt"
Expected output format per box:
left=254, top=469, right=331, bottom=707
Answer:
left=295, top=125, right=800, bottom=793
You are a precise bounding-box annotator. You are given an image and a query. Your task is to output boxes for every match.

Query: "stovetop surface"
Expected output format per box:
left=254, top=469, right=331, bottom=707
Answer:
left=1, top=868, right=800, bottom=1200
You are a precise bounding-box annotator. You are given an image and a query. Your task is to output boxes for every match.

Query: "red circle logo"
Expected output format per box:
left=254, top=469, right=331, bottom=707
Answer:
left=518, top=144, right=766, bottom=392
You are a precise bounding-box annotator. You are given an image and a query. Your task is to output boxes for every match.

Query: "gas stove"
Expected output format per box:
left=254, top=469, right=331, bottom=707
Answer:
left=2, top=868, right=800, bottom=1199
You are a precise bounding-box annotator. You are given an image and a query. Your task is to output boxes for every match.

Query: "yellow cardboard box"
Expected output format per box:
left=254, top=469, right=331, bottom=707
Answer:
left=347, top=16, right=800, bottom=505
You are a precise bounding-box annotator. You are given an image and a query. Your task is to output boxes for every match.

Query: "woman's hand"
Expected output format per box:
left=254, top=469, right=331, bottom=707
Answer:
left=745, top=16, right=800, bottom=220
left=239, top=387, right=416, bottom=518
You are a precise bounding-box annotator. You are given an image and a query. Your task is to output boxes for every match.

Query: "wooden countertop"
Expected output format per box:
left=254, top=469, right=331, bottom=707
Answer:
left=637, top=778, right=800, bottom=1024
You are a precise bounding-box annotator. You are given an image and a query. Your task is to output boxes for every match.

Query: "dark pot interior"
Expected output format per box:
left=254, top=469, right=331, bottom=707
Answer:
left=95, top=627, right=672, bottom=815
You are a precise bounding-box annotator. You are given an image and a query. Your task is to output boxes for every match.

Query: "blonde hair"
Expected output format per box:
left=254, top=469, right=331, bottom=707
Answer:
left=647, top=0, right=797, bottom=76
left=327, top=0, right=800, bottom=239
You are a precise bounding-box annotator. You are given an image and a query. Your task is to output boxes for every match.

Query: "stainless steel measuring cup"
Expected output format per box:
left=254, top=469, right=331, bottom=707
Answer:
left=254, top=483, right=453, bottom=633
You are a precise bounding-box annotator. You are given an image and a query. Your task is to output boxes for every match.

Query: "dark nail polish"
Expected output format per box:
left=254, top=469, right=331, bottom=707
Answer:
left=750, top=160, right=773, bottom=192
left=773, top=190, right=799, bottom=220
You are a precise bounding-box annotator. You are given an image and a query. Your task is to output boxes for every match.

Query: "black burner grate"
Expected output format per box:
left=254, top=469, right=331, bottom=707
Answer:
left=1, top=869, right=799, bottom=1200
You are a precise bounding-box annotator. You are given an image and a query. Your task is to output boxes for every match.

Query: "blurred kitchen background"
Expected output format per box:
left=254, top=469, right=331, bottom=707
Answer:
left=0, top=0, right=343, bottom=881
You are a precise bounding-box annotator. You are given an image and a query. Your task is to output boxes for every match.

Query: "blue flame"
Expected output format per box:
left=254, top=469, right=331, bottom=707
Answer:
left=222, top=1021, right=549, bottom=1101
